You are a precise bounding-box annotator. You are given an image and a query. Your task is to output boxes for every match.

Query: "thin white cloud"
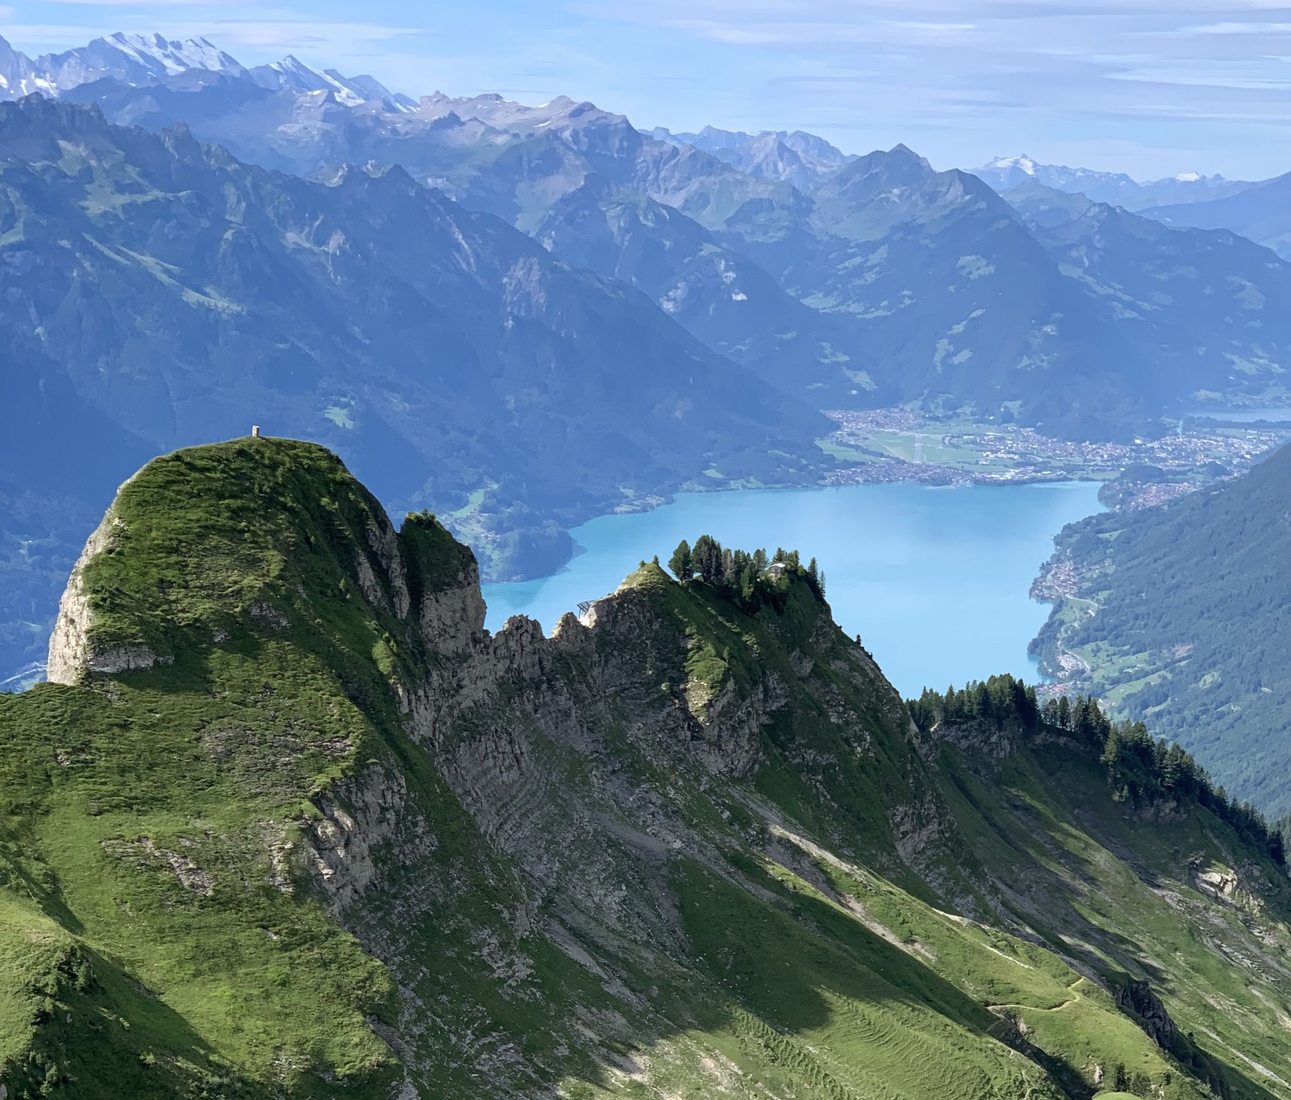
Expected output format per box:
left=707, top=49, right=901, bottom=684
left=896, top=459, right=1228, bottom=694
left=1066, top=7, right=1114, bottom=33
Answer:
left=570, top=0, right=1291, bottom=175
left=197, top=20, right=428, bottom=49
left=1110, top=68, right=1291, bottom=91
left=1177, top=21, right=1291, bottom=35
left=0, top=22, right=121, bottom=42
left=672, top=18, right=986, bottom=47
left=40, top=0, right=226, bottom=6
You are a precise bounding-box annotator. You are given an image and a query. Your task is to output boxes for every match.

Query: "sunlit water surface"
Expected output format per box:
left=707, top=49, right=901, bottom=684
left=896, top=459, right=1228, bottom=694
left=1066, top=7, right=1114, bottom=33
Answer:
left=482, top=480, right=1104, bottom=697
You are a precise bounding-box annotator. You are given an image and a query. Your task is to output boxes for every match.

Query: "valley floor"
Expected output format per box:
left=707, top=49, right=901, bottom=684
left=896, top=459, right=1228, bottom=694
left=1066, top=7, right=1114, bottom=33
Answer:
left=822, top=407, right=1291, bottom=503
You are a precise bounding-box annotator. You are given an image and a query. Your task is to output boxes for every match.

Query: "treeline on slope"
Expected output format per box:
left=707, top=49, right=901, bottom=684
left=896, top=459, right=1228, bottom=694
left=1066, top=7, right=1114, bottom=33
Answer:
left=663, top=536, right=826, bottom=610
left=909, top=675, right=1288, bottom=869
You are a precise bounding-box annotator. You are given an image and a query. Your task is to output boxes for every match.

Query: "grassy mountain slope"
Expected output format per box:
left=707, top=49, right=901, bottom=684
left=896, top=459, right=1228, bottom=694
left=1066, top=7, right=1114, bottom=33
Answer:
left=1030, top=444, right=1291, bottom=817
left=0, top=438, right=1288, bottom=1098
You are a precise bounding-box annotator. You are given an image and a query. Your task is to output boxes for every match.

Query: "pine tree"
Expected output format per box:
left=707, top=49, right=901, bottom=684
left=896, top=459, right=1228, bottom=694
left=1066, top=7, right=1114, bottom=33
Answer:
left=1101, top=724, right=1121, bottom=769
left=1073, top=696, right=1102, bottom=744
left=1270, top=830, right=1287, bottom=868
left=972, top=682, right=991, bottom=721
left=668, top=539, right=693, bottom=582
left=693, top=535, right=721, bottom=583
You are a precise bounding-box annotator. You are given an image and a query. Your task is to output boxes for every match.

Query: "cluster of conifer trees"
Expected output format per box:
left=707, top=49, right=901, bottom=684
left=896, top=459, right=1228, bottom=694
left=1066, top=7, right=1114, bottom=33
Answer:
left=908, top=675, right=1042, bottom=734
left=666, top=536, right=825, bottom=607
left=909, top=675, right=1287, bottom=868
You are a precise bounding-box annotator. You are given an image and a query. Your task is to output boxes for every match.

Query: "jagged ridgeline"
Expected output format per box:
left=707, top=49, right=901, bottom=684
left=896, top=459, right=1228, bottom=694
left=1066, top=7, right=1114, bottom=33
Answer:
left=1, top=438, right=1289, bottom=1099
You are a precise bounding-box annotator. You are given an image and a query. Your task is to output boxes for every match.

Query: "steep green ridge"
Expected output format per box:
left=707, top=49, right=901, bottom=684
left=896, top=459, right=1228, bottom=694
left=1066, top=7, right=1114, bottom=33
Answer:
left=1, top=438, right=1289, bottom=1098
left=1030, top=444, right=1291, bottom=816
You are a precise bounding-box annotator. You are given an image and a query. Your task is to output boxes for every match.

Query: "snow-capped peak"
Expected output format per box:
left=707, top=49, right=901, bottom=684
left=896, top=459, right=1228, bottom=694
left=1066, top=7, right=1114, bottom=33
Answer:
left=988, top=153, right=1037, bottom=175
left=268, top=55, right=313, bottom=77
left=1174, top=170, right=1202, bottom=183
left=0, top=29, right=404, bottom=114
left=249, top=54, right=403, bottom=109
left=0, top=30, right=249, bottom=100
left=100, top=32, right=244, bottom=77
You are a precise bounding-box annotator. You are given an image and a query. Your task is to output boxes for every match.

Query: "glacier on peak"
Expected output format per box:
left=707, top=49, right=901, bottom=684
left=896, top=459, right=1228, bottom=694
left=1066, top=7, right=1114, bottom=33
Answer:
left=0, top=30, right=412, bottom=110
left=987, top=153, right=1038, bottom=175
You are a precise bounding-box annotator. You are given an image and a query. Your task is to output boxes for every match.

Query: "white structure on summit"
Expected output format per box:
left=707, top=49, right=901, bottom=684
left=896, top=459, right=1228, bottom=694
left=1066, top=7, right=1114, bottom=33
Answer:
left=251, top=425, right=261, bottom=438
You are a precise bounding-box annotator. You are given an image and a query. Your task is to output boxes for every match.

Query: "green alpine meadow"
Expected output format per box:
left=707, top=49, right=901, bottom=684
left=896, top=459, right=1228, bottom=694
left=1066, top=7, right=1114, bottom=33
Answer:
left=0, top=437, right=1287, bottom=1098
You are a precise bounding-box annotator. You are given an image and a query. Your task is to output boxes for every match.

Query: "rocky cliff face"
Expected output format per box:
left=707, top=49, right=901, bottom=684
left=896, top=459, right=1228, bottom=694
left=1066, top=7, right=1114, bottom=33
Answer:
left=44, top=508, right=122, bottom=686
left=44, top=482, right=169, bottom=685
left=4, top=438, right=1291, bottom=1100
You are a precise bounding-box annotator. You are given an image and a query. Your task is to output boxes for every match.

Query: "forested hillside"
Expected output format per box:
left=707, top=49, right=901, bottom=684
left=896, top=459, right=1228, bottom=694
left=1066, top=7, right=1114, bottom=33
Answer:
left=1031, top=444, right=1291, bottom=814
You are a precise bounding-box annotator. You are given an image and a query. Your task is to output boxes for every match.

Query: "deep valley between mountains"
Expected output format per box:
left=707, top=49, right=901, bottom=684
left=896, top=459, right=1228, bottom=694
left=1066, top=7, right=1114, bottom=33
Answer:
left=0, top=438, right=1287, bottom=1099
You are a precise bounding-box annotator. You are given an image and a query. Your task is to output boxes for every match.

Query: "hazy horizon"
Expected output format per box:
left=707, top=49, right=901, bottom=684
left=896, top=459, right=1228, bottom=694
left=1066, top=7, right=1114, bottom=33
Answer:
left=5, top=0, right=1291, bottom=180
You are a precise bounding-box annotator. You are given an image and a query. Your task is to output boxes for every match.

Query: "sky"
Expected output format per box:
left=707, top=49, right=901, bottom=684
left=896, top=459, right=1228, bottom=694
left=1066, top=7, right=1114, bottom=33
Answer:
left=4, top=0, right=1291, bottom=179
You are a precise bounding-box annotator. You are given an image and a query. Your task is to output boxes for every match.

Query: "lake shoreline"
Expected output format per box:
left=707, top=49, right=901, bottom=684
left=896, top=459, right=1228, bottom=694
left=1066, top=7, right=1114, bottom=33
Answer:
left=483, top=478, right=1107, bottom=698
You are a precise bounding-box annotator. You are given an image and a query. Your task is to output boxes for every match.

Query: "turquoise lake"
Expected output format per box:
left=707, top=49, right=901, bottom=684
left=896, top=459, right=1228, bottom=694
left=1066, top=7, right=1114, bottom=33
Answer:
left=482, top=481, right=1104, bottom=698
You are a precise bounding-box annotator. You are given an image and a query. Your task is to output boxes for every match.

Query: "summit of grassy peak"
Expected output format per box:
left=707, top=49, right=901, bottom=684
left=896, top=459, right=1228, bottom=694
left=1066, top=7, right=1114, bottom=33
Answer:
left=45, top=436, right=456, bottom=688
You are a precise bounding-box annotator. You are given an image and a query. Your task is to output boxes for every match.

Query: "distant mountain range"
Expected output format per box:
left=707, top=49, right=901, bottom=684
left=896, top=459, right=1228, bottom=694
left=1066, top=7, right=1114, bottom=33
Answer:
left=0, top=32, right=1278, bottom=219
left=649, top=125, right=857, bottom=190
left=973, top=153, right=1250, bottom=210
left=1142, top=173, right=1291, bottom=261
left=0, top=30, right=413, bottom=110
left=1004, top=180, right=1291, bottom=389
left=976, top=155, right=1291, bottom=261
left=30, top=34, right=1290, bottom=429
left=0, top=31, right=243, bottom=97
left=3, top=29, right=1291, bottom=682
